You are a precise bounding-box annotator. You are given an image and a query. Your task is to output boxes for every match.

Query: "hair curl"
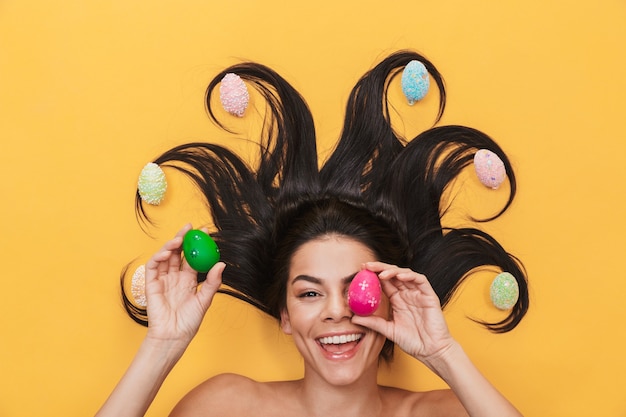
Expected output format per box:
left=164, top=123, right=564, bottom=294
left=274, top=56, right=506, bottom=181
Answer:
left=122, top=50, right=529, bottom=354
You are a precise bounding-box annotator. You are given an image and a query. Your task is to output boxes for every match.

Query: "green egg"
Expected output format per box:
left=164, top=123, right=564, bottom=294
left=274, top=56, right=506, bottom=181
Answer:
left=490, top=272, right=519, bottom=310
left=182, top=229, right=220, bottom=273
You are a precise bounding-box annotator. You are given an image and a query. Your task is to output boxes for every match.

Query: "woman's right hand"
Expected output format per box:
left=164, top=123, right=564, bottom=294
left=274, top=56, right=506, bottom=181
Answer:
left=144, top=224, right=224, bottom=346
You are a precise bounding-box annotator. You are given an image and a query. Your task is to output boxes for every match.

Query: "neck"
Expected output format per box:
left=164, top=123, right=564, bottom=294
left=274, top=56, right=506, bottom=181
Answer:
left=297, top=365, right=383, bottom=417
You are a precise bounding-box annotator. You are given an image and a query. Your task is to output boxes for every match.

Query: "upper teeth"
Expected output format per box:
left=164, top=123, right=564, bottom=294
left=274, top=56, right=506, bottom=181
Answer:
left=318, top=334, right=362, bottom=345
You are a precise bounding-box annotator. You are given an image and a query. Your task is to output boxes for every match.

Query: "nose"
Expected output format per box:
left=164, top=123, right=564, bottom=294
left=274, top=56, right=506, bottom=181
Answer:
left=323, top=290, right=353, bottom=322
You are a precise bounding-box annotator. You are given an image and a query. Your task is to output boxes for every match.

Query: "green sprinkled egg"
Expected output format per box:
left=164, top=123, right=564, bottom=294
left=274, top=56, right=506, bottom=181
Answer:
left=490, top=272, right=519, bottom=310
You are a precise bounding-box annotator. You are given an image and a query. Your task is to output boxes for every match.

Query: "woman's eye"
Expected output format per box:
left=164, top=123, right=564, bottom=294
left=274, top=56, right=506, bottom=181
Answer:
left=298, top=291, right=319, bottom=298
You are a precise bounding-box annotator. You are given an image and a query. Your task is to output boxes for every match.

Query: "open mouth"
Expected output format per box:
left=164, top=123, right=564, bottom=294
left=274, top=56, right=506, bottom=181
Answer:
left=317, top=333, right=363, bottom=355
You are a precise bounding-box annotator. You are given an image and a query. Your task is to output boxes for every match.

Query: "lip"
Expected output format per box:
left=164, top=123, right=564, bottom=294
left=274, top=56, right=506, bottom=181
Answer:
left=315, top=331, right=364, bottom=360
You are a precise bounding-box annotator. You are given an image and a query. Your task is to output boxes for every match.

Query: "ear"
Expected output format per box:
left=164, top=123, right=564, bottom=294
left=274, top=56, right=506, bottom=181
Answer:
left=280, top=308, right=292, bottom=335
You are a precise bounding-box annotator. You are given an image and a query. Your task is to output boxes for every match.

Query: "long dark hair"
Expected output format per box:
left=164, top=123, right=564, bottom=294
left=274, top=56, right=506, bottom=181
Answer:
left=122, top=50, right=528, bottom=343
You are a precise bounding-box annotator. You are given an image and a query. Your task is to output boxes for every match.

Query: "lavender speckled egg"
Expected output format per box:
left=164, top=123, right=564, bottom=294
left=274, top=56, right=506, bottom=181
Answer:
left=474, top=149, right=506, bottom=189
left=348, top=270, right=382, bottom=316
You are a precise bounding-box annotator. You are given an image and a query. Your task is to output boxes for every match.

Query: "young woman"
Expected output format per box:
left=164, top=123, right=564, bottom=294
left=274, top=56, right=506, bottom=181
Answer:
left=96, top=50, right=528, bottom=416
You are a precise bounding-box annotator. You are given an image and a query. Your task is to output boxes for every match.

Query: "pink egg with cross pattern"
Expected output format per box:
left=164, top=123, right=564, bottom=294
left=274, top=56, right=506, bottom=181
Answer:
left=348, top=270, right=382, bottom=316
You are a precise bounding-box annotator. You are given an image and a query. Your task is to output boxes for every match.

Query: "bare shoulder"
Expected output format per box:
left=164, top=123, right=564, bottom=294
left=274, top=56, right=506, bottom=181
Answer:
left=381, top=386, right=469, bottom=417
left=416, top=389, right=469, bottom=416
left=169, top=373, right=268, bottom=417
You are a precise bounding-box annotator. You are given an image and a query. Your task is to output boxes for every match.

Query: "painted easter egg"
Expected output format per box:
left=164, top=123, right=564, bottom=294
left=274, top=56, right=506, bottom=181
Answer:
left=219, top=73, right=249, bottom=117
left=490, top=272, right=519, bottom=310
left=348, top=270, right=382, bottom=316
left=474, top=149, right=506, bottom=189
left=137, top=162, right=167, bottom=205
left=182, top=229, right=220, bottom=273
left=401, top=60, right=430, bottom=105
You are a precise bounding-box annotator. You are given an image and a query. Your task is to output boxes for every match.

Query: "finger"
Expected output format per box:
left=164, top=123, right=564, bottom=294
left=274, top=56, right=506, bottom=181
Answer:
left=175, top=223, right=193, bottom=238
left=167, top=224, right=193, bottom=274
left=159, top=236, right=183, bottom=275
left=387, top=270, right=428, bottom=283
left=368, top=263, right=431, bottom=291
left=362, top=261, right=395, bottom=273
left=391, top=272, right=436, bottom=296
left=145, top=240, right=181, bottom=282
left=364, top=262, right=414, bottom=285
left=197, top=262, right=225, bottom=308
left=376, top=266, right=418, bottom=281
left=365, top=261, right=424, bottom=280
left=351, top=314, right=393, bottom=339
left=179, top=248, right=193, bottom=274
left=379, top=277, right=402, bottom=299
left=360, top=263, right=407, bottom=299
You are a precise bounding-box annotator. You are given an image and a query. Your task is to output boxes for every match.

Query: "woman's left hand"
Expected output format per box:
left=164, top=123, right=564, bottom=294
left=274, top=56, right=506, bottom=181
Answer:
left=351, top=262, right=455, bottom=363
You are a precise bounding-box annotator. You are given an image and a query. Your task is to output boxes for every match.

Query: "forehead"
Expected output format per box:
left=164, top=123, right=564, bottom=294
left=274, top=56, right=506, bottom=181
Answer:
left=289, top=236, right=376, bottom=281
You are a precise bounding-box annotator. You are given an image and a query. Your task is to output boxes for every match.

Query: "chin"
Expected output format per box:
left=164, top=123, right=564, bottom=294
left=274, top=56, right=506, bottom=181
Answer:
left=311, top=340, right=383, bottom=386
left=315, top=365, right=371, bottom=387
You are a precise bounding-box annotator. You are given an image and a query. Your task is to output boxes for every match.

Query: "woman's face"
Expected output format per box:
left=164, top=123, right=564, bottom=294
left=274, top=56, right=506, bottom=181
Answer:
left=280, top=235, right=389, bottom=386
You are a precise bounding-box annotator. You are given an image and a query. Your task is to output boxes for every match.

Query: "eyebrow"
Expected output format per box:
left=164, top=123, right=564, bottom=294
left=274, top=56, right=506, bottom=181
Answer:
left=291, top=272, right=358, bottom=286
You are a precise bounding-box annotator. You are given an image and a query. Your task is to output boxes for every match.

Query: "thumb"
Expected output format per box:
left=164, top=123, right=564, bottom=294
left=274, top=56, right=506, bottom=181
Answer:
left=351, top=314, right=393, bottom=339
left=197, top=262, right=225, bottom=307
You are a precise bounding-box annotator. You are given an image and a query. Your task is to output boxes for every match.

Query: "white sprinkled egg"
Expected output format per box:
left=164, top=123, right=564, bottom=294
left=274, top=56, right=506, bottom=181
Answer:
left=137, top=162, right=167, bottom=205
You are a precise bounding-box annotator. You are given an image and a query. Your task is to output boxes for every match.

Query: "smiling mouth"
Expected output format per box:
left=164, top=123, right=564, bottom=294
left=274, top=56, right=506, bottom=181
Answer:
left=317, top=333, right=363, bottom=354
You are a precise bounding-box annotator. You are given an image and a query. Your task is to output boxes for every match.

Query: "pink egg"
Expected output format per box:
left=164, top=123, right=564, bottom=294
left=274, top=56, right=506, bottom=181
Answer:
left=474, top=149, right=506, bottom=189
left=348, top=270, right=382, bottom=316
left=219, top=73, right=249, bottom=117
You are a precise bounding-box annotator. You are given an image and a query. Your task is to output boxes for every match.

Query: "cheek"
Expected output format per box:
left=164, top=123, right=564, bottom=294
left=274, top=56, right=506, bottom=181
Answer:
left=283, top=301, right=321, bottom=333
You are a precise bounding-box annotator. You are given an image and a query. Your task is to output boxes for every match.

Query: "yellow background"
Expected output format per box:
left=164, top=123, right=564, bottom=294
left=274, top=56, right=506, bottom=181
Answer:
left=1, top=1, right=625, bottom=416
